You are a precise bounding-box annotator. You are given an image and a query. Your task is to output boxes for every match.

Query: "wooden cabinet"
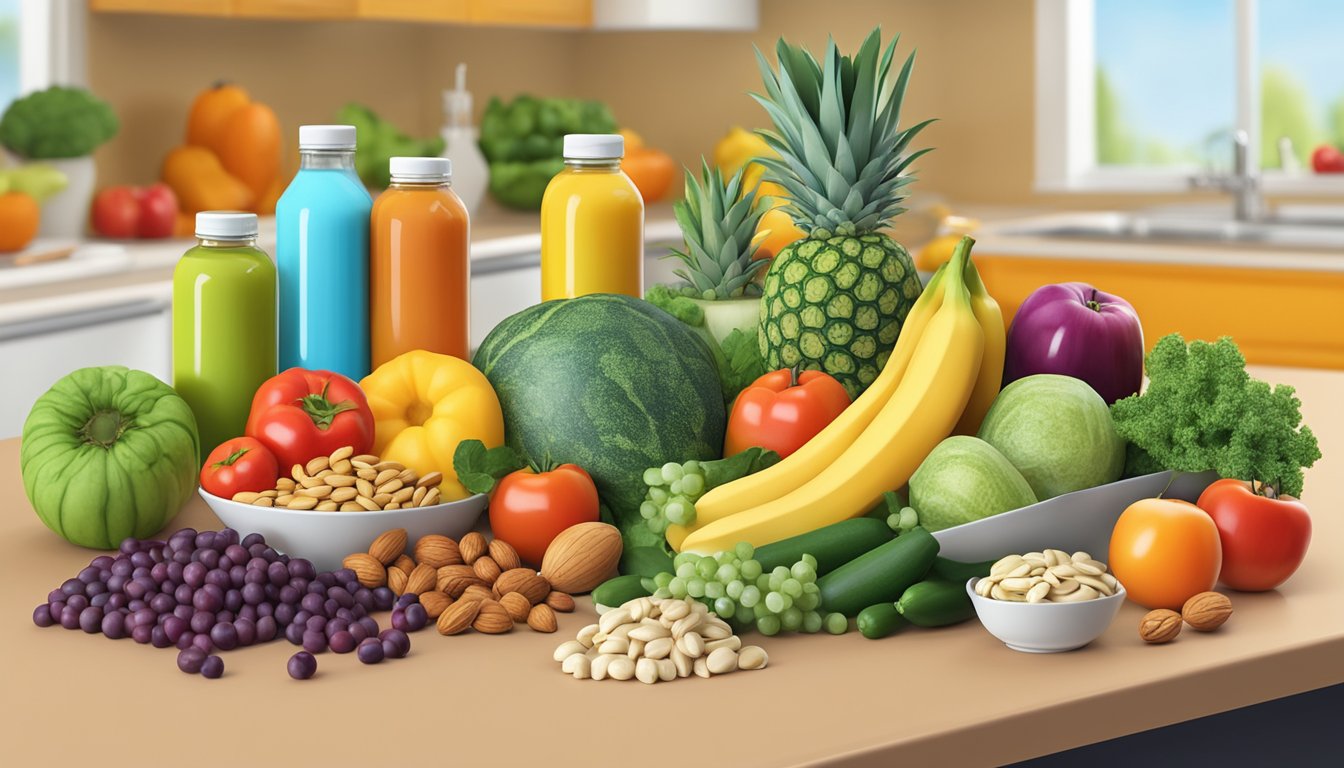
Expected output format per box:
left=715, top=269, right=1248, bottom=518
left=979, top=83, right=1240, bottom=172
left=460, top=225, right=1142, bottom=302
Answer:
left=90, top=0, right=592, bottom=27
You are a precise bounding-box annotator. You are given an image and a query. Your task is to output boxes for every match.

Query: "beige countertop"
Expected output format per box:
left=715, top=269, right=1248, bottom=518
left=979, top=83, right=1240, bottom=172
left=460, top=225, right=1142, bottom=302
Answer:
left=0, top=364, right=1340, bottom=767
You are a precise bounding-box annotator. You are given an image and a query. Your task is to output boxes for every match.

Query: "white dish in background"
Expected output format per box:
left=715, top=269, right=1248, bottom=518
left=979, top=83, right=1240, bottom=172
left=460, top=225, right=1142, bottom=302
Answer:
left=931, top=470, right=1218, bottom=563
left=199, top=488, right=488, bottom=572
left=966, top=577, right=1126, bottom=653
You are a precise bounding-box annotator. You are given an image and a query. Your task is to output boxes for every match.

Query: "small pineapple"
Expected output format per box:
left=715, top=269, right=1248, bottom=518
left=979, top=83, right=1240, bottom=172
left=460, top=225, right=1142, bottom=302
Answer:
left=667, top=160, right=769, bottom=300
left=753, top=29, right=929, bottom=398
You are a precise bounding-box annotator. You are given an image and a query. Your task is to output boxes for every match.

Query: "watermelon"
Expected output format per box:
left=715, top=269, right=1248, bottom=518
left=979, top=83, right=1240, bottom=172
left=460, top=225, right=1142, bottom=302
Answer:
left=473, top=294, right=726, bottom=551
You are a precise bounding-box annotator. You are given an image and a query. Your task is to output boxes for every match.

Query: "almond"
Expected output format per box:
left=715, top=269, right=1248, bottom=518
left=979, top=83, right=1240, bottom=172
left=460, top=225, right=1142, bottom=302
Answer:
left=393, top=554, right=417, bottom=575
left=438, top=570, right=485, bottom=598
left=418, top=591, right=453, bottom=619
left=387, top=565, right=409, bottom=596
left=462, top=584, right=495, bottom=603
left=527, top=603, right=558, bottom=633
left=488, top=539, right=521, bottom=571
left=540, top=522, right=622, bottom=594
left=1140, top=609, right=1182, bottom=644
left=545, top=591, right=576, bottom=613
left=472, top=600, right=513, bottom=634
left=406, top=563, right=437, bottom=595
left=473, top=556, right=502, bottom=584
left=436, top=564, right=476, bottom=593
left=414, top=535, right=462, bottom=568
left=368, top=528, right=408, bottom=565
left=497, top=567, right=548, bottom=605
left=437, top=599, right=481, bottom=635
left=499, top=592, right=532, bottom=622
left=342, top=553, right=387, bottom=589
left=460, top=531, right=487, bottom=565
left=1182, top=591, right=1232, bottom=632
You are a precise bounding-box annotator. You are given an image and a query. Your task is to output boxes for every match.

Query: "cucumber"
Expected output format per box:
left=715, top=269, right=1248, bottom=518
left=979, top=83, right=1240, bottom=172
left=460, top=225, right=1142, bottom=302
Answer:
left=930, top=556, right=997, bottom=583
left=755, top=517, right=894, bottom=576
left=592, top=574, right=651, bottom=609
left=857, top=602, right=908, bottom=639
left=895, top=579, right=976, bottom=627
left=817, top=526, right=939, bottom=617
left=619, top=546, right=674, bottom=579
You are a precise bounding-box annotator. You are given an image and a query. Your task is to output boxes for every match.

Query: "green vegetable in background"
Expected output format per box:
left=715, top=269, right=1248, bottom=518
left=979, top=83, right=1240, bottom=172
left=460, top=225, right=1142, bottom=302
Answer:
left=336, top=103, right=444, bottom=189
left=646, top=284, right=767, bottom=403
left=1110, top=334, right=1320, bottom=497
left=479, top=94, right=618, bottom=209
left=0, top=86, right=118, bottom=159
left=21, top=366, right=200, bottom=549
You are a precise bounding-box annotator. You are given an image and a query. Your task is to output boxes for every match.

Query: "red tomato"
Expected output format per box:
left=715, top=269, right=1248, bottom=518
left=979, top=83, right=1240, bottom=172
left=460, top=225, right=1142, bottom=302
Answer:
left=1311, top=145, right=1344, bottom=173
left=91, top=186, right=139, bottom=238
left=488, top=464, right=600, bottom=566
left=136, top=183, right=179, bottom=238
left=200, top=437, right=279, bottom=498
left=1196, top=479, right=1311, bottom=592
left=245, top=368, right=375, bottom=471
left=724, top=367, right=851, bottom=458
left=1110, top=497, right=1222, bottom=609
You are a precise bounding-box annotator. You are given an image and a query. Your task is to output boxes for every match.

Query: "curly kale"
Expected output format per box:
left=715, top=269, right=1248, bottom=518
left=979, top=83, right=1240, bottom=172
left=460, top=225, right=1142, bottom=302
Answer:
left=1110, top=334, right=1320, bottom=496
left=0, top=86, right=118, bottom=159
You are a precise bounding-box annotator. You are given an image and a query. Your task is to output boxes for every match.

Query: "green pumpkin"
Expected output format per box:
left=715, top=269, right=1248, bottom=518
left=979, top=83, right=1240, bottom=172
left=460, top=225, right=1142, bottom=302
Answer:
left=21, top=366, right=200, bottom=549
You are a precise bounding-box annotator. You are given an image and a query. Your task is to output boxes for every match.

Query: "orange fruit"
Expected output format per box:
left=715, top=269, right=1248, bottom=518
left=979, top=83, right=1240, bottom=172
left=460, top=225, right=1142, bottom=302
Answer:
left=1109, top=497, right=1222, bottom=610
left=0, top=191, right=40, bottom=252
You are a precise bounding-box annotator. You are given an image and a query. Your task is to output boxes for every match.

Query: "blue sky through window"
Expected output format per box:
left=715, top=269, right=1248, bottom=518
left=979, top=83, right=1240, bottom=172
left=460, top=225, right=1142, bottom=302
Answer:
left=0, top=0, right=18, bottom=112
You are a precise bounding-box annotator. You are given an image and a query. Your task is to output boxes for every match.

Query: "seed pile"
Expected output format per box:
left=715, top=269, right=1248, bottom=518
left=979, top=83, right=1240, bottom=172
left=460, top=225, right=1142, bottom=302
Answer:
left=231, top=446, right=445, bottom=512
left=976, top=550, right=1119, bottom=603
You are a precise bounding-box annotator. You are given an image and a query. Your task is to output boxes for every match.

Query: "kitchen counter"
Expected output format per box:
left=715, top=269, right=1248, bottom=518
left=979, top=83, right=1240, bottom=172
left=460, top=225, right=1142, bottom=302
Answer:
left=1, top=364, right=1340, bottom=767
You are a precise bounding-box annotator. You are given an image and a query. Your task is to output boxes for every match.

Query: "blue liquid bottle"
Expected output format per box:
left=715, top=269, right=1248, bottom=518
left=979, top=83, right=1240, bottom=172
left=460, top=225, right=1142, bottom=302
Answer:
left=276, top=125, right=372, bottom=379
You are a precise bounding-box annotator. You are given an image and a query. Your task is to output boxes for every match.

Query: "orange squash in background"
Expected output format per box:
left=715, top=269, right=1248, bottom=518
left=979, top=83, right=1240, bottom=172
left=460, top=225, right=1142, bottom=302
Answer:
left=213, top=102, right=282, bottom=199
left=186, top=83, right=251, bottom=150
left=162, top=145, right=255, bottom=214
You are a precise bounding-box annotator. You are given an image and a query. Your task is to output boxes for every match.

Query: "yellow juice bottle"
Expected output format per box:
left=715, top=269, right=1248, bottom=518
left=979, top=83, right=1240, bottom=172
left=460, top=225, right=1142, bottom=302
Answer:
left=540, top=134, right=644, bottom=301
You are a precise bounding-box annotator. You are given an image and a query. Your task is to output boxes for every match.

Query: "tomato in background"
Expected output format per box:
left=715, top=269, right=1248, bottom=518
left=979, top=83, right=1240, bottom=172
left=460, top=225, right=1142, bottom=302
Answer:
left=488, top=464, right=600, bottom=566
left=1197, top=479, right=1312, bottom=592
left=137, top=184, right=180, bottom=238
left=200, top=437, right=279, bottom=498
left=1109, top=497, right=1222, bottom=610
left=1311, top=145, right=1344, bottom=173
left=91, top=186, right=140, bottom=239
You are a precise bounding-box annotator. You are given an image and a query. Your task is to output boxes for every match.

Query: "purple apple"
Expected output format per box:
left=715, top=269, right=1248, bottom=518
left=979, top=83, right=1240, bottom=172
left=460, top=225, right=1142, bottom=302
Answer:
left=1003, top=282, right=1143, bottom=404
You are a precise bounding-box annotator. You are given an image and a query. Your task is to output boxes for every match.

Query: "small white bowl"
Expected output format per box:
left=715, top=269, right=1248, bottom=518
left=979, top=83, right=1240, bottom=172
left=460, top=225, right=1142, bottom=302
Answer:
left=966, top=577, right=1126, bottom=653
left=199, top=488, right=488, bottom=572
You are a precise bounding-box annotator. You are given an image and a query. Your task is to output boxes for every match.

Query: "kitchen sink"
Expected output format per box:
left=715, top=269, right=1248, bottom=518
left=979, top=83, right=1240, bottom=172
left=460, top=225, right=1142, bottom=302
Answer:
left=1000, top=210, right=1344, bottom=251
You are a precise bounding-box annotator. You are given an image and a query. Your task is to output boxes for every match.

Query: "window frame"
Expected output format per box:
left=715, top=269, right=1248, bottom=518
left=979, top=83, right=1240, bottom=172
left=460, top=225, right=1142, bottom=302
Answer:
left=1034, top=0, right=1344, bottom=195
left=13, top=0, right=86, bottom=97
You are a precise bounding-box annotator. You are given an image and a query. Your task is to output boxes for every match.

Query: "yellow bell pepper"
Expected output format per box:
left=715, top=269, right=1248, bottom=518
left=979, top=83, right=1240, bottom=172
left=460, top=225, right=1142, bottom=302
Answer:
left=360, top=350, right=505, bottom=501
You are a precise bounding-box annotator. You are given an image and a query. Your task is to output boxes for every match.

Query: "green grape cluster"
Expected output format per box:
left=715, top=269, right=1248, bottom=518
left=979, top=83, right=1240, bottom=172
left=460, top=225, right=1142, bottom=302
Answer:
left=641, top=544, right=846, bottom=636
left=638, top=461, right=707, bottom=534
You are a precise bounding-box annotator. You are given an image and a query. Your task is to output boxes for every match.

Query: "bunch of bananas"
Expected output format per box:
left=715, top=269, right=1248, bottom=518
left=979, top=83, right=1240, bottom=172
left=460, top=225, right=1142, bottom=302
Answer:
left=668, top=237, right=1006, bottom=553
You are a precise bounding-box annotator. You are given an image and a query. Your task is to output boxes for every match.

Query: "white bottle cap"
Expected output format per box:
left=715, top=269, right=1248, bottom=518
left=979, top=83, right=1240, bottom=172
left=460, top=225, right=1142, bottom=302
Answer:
left=196, top=211, right=258, bottom=239
left=389, top=156, right=452, bottom=183
left=563, top=133, right=624, bottom=160
left=299, top=124, right=357, bottom=150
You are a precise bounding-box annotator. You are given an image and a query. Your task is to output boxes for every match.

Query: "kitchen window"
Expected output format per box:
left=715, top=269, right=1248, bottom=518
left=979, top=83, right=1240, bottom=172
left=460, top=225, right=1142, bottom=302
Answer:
left=1035, top=0, right=1344, bottom=194
left=0, top=0, right=85, bottom=113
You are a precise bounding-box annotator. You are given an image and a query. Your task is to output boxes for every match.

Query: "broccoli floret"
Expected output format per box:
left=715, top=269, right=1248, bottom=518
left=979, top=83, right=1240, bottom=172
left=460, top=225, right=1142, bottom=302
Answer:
left=1110, top=334, right=1321, bottom=496
left=0, top=86, right=118, bottom=159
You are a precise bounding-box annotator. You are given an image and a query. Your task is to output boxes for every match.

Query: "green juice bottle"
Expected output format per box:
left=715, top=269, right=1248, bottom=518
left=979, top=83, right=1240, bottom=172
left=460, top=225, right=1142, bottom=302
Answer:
left=173, top=212, right=277, bottom=464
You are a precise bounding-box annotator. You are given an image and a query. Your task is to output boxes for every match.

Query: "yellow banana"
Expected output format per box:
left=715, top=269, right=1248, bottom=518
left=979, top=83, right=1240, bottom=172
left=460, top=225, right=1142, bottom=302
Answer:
left=679, top=251, right=985, bottom=553
left=953, top=239, right=1006, bottom=435
left=665, top=260, right=950, bottom=551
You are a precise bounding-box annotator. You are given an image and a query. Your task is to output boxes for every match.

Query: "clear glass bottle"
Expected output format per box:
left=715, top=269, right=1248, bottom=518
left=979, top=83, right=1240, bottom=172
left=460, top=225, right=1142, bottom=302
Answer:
left=172, top=212, right=277, bottom=462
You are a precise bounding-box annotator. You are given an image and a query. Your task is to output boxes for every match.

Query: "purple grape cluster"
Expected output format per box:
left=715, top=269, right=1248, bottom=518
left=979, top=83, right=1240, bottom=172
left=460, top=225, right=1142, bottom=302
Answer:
left=32, top=528, right=421, bottom=679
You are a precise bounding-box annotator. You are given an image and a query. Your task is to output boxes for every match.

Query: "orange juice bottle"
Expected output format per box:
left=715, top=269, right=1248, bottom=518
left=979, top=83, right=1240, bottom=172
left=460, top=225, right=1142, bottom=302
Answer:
left=540, top=134, right=644, bottom=301
left=370, top=157, right=470, bottom=366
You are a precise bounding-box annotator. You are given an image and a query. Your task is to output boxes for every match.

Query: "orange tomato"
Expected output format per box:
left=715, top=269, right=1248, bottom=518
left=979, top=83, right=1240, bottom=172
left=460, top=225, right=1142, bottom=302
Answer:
left=622, top=147, right=677, bottom=203
left=186, top=82, right=250, bottom=149
left=212, top=102, right=282, bottom=199
left=1109, top=497, right=1222, bottom=609
left=0, top=191, right=40, bottom=252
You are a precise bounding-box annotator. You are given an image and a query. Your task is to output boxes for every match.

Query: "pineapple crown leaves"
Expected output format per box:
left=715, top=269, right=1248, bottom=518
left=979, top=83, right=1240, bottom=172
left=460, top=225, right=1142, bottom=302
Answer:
left=665, top=158, right=769, bottom=300
left=750, top=28, right=934, bottom=237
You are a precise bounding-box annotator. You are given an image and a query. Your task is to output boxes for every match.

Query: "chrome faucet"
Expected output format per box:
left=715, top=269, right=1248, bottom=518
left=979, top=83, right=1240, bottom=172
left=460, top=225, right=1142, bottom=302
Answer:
left=1189, top=130, right=1263, bottom=222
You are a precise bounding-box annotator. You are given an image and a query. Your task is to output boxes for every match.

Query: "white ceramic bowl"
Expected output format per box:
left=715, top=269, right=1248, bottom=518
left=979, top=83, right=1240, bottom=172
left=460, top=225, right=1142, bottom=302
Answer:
left=966, top=577, right=1126, bottom=653
left=199, top=488, right=488, bottom=572
left=932, top=470, right=1218, bottom=562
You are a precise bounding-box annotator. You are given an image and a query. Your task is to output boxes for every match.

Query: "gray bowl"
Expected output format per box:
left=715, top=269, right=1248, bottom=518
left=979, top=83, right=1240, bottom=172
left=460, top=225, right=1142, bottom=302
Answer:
left=931, top=470, right=1218, bottom=562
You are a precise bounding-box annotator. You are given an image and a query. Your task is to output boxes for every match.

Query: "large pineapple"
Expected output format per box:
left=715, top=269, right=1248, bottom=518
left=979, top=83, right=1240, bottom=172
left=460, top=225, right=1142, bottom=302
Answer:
left=754, top=29, right=930, bottom=398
